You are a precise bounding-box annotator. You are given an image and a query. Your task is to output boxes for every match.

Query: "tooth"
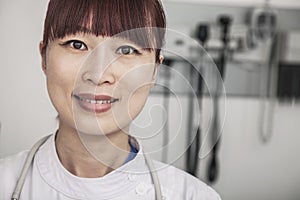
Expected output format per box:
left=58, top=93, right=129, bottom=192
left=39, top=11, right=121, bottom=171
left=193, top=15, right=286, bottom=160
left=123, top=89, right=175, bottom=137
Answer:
left=82, top=99, right=118, bottom=104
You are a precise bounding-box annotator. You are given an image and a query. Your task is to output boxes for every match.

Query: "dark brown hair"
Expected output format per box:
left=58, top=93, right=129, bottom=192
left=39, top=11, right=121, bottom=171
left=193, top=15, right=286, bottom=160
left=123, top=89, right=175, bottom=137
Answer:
left=42, top=0, right=166, bottom=62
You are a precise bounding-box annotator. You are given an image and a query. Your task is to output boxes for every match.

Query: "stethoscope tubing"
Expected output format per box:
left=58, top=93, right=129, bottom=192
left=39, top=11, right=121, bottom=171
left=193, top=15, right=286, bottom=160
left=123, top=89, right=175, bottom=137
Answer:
left=11, top=135, right=51, bottom=200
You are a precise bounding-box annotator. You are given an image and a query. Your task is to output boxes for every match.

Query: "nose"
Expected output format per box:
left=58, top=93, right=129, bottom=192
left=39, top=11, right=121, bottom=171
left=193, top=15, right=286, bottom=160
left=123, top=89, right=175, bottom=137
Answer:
left=82, top=67, right=116, bottom=86
left=81, top=47, right=116, bottom=86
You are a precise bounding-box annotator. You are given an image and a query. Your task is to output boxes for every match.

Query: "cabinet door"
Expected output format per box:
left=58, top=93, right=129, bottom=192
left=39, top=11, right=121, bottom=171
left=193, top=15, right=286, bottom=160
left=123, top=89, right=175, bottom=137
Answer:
left=270, top=0, right=300, bottom=9
left=164, top=0, right=300, bottom=9
left=164, top=0, right=264, bottom=7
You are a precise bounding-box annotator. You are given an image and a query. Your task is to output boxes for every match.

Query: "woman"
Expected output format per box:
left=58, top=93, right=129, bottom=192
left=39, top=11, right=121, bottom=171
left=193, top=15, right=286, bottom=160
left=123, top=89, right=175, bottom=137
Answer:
left=0, top=0, right=221, bottom=199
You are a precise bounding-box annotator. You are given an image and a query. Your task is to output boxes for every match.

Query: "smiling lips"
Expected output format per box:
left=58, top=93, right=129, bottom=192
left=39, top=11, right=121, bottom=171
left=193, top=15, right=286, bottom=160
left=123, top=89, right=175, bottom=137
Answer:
left=73, top=93, right=119, bottom=113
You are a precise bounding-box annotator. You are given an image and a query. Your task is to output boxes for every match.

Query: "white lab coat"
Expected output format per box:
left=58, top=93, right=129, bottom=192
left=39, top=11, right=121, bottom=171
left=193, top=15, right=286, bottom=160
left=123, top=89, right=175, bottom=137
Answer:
left=0, top=134, right=221, bottom=200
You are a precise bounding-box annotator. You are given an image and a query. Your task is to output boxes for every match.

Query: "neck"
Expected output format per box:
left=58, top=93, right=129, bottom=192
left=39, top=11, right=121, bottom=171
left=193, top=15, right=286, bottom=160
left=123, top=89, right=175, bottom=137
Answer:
left=55, top=124, right=130, bottom=178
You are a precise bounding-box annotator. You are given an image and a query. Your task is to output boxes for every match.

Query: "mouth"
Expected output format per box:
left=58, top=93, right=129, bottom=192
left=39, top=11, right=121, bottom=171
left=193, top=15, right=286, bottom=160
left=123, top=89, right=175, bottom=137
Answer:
left=74, top=95, right=119, bottom=104
left=73, top=93, right=119, bottom=113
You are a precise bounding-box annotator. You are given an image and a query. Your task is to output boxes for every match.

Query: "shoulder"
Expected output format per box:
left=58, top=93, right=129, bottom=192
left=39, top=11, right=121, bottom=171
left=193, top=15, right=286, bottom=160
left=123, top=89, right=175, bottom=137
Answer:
left=153, top=160, right=221, bottom=200
left=0, top=150, right=29, bottom=179
left=0, top=150, right=30, bottom=198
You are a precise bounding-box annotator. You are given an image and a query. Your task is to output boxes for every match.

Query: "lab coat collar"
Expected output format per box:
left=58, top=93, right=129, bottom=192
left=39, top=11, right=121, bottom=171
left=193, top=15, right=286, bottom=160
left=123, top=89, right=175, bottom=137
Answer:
left=35, top=133, right=150, bottom=199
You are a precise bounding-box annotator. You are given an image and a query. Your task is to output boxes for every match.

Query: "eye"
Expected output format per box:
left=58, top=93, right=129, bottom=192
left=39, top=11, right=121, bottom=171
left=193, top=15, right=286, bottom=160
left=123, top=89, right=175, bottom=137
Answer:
left=116, top=45, right=141, bottom=55
left=71, top=41, right=86, bottom=50
left=61, top=40, right=88, bottom=51
left=70, top=40, right=87, bottom=50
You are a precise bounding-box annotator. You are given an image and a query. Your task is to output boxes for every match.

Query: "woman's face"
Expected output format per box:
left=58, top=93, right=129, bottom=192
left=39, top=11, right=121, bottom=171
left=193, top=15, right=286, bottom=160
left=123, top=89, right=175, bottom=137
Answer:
left=41, top=32, right=159, bottom=136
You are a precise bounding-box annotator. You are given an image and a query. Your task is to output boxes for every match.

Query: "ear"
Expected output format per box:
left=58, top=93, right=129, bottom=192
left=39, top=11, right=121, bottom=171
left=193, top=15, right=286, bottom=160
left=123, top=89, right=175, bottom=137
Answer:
left=154, top=55, right=164, bottom=79
left=151, top=55, right=164, bottom=87
left=39, top=41, right=47, bottom=75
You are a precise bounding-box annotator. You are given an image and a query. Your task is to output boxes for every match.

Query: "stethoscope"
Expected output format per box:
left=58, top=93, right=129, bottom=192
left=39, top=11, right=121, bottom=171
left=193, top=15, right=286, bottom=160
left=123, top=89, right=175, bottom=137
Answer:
left=11, top=135, right=163, bottom=200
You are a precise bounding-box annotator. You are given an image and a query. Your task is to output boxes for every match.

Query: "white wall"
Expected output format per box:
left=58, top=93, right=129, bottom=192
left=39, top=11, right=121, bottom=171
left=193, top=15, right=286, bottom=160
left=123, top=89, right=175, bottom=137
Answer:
left=206, top=99, right=300, bottom=200
left=0, top=0, right=57, bottom=157
left=1, top=1, right=300, bottom=200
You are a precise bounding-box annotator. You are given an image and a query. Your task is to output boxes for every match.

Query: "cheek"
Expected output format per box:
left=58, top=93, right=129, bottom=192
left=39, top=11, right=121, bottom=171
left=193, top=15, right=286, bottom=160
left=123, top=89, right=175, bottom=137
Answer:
left=46, top=53, right=80, bottom=86
left=118, top=64, right=155, bottom=119
left=127, top=87, right=151, bottom=120
left=45, top=50, right=83, bottom=115
left=119, top=63, right=155, bottom=92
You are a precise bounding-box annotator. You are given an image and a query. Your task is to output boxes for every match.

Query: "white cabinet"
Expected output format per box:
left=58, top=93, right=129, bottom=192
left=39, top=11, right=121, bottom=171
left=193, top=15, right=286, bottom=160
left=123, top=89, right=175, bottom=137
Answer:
left=164, top=0, right=264, bottom=7
left=164, top=0, right=300, bottom=9
left=270, top=0, right=300, bottom=9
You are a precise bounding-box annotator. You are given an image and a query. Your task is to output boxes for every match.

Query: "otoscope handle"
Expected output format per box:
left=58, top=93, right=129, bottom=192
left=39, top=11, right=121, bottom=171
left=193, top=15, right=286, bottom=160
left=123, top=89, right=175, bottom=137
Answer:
left=196, top=24, right=210, bottom=45
left=196, top=24, right=210, bottom=95
left=218, top=15, right=232, bottom=45
left=217, top=15, right=232, bottom=79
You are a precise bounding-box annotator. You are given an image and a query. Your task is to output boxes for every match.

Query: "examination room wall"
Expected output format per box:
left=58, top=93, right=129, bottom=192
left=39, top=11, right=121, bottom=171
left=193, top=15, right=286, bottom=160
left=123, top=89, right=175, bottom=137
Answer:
left=161, top=2, right=300, bottom=200
left=1, top=1, right=300, bottom=200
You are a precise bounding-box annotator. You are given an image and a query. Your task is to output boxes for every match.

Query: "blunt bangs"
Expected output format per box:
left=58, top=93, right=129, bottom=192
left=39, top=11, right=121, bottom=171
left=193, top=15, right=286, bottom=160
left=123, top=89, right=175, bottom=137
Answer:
left=42, top=0, right=166, bottom=61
